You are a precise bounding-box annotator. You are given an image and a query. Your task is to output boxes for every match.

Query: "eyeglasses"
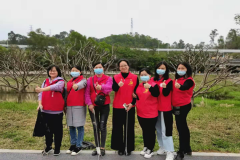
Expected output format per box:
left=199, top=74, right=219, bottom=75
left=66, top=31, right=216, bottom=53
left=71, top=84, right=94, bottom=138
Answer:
left=50, top=70, right=57, bottom=72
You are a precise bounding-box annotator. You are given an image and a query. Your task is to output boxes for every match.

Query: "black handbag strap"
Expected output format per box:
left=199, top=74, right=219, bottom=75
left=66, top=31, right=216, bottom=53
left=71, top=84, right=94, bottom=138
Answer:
left=92, top=76, right=97, bottom=95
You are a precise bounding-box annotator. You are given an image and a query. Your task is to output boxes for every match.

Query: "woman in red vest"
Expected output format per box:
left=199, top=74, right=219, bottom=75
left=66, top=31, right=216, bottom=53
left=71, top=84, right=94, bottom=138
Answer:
left=111, top=59, right=139, bottom=156
left=172, top=62, right=195, bottom=160
left=66, top=66, right=87, bottom=156
left=85, top=62, right=112, bottom=156
left=35, top=65, right=65, bottom=156
left=152, top=62, right=174, bottom=160
left=135, top=68, right=159, bottom=159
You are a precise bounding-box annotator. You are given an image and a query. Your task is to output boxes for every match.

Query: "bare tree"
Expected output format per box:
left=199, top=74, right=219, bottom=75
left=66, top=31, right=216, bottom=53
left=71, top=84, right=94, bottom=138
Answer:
left=167, top=48, right=240, bottom=103
left=74, top=42, right=116, bottom=76
left=0, top=48, right=45, bottom=103
left=42, top=39, right=77, bottom=81
left=43, top=41, right=116, bottom=80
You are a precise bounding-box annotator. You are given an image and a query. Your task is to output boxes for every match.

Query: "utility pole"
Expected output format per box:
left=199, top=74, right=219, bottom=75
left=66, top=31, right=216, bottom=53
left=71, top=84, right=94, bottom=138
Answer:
left=30, top=25, right=33, bottom=32
left=131, top=18, right=134, bottom=36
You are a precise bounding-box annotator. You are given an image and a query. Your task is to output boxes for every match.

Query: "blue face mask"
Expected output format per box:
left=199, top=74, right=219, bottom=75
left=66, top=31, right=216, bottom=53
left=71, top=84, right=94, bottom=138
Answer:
left=156, top=69, right=166, bottom=75
left=94, top=68, right=103, bottom=74
left=140, top=76, right=150, bottom=82
left=70, top=72, right=80, bottom=78
left=177, top=70, right=186, bottom=76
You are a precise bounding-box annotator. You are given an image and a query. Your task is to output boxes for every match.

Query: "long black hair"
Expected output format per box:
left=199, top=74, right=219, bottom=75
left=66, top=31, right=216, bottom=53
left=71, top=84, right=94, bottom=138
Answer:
left=139, top=68, right=151, bottom=75
left=47, top=65, right=61, bottom=77
left=154, top=61, right=169, bottom=81
left=175, top=62, right=193, bottom=79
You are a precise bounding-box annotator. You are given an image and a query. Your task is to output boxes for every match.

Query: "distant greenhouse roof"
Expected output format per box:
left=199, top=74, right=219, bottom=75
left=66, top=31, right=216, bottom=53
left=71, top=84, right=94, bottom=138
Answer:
left=0, top=44, right=54, bottom=49
left=1, top=44, right=240, bottom=53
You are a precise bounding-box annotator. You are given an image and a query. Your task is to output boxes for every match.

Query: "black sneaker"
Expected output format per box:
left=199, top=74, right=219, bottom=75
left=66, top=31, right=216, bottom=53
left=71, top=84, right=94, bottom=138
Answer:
left=125, top=151, right=131, bottom=156
left=118, top=150, right=124, bottom=156
left=42, top=146, right=53, bottom=155
left=54, top=149, right=60, bottom=156
left=184, top=150, right=192, bottom=155
left=101, top=149, right=105, bottom=156
left=185, top=151, right=192, bottom=155
left=66, top=145, right=76, bottom=154
left=92, top=149, right=98, bottom=156
left=175, top=151, right=184, bottom=160
left=71, top=147, right=82, bottom=156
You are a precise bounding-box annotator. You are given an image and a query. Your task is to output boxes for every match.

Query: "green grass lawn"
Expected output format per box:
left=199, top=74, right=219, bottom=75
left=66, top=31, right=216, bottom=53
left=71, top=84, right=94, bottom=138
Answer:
left=0, top=75, right=240, bottom=152
left=0, top=95, right=240, bottom=152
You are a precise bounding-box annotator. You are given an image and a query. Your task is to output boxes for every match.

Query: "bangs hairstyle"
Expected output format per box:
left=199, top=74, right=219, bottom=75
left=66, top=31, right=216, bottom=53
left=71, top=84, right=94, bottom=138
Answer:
left=175, top=62, right=193, bottom=79
left=154, top=61, right=169, bottom=81
left=93, top=62, right=104, bottom=68
left=47, top=65, right=61, bottom=77
left=117, top=59, right=130, bottom=67
left=71, top=65, right=83, bottom=75
left=139, top=68, right=151, bottom=75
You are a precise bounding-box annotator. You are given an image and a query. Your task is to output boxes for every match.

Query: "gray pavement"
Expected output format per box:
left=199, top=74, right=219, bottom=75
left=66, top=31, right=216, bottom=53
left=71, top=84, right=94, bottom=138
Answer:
left=1, top=151, right=240, bottom=160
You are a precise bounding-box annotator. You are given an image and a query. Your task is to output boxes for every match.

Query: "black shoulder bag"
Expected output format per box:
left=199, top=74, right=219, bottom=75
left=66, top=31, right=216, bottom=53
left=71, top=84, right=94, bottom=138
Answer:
left=92, top=77, right=106, bottom=106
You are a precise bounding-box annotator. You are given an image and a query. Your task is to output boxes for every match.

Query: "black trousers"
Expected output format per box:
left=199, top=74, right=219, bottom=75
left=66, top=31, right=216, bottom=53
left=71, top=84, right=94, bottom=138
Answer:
left=137, top=116, right=157, bottom=151
left=175, top=103, right=192, bottom=153
left=42, top=112, right=63, bottom=150
left=89, top=104, right=110, bottom=148
left=111, top=107, right=135, bottom=152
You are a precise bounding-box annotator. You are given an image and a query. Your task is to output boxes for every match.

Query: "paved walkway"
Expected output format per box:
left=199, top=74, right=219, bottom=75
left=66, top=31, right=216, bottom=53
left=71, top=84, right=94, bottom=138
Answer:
left=0, top=150, right=240, bottom=160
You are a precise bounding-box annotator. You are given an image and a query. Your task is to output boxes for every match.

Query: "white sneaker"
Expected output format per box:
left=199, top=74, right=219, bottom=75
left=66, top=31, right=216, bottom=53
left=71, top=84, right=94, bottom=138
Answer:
left=140, top=147, right=148, bottom=156
left=144, top=149, right=154, bottom=159
left=165, top=151, right=174, bottom=160
left=71, top=147, right=82, bottom=156
left=66, top=150, right=72, bottom=154
left=66, top=145, right=76, bottom=154
left=157, top=147, right=166, bottom=155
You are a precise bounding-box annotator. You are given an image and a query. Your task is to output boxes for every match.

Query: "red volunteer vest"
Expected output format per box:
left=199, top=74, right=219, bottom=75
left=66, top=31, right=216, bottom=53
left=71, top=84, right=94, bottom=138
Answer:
left=90, top=74, right=110, bottom=106
left=42, top=78, right=65, bottom=111
left=136, top=81, right=158, bottom=118
left=172, top=77, right=195, bottom=107
left=67, top=75, right=85, bottom=106
left=151, top=77, right=172, bottom=112
left=113, top=72, right=138, bottom=109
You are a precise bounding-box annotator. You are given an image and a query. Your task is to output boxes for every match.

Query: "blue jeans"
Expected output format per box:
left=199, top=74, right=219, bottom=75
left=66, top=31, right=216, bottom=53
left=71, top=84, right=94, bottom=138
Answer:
left=156, top=111, right=174, bottom=152
left=69, top=126, right=84, bottom=147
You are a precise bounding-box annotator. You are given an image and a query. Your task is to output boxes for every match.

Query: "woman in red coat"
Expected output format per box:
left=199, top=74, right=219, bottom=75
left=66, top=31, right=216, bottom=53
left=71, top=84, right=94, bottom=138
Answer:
left=111, top=59, right=139, bottom=156
left=172, top=62, right=195, bottom=160
left=35, top=65, right=65, bottom=156
left=152, top=62, right=174, bottom=160
left=66, top=66, right=87, bottom=156
left=135, top=68, right=159, bottom=159
left=85, top=62, right=113, bottom=156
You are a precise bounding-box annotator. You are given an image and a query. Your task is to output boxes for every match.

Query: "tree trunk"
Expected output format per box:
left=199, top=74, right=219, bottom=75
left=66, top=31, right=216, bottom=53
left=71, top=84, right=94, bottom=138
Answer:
left=191, top=97, right=195, bottom=107
left=17, top=92, right=23, bottom=103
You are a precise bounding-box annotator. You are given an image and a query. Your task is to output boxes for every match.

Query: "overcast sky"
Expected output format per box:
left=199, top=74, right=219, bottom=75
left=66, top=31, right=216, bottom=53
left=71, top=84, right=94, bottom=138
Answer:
left=0, top=0, right=239, bottom=45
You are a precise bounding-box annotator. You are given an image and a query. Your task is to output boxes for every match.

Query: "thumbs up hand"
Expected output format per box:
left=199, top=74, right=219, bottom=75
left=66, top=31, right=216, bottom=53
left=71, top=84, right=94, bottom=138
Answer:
left=175, top=79, right=181, bottom=89
left=118, top=79, right=124, bottom=87
left=35, top=86, right=42, bottom=93
left=162, top=80, right=167, bottom=88
left=72, top=81, right=78, bottom=91
left=144, top=82, right=151, bottom=89
left=96, top=82, right=102, bottom=90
